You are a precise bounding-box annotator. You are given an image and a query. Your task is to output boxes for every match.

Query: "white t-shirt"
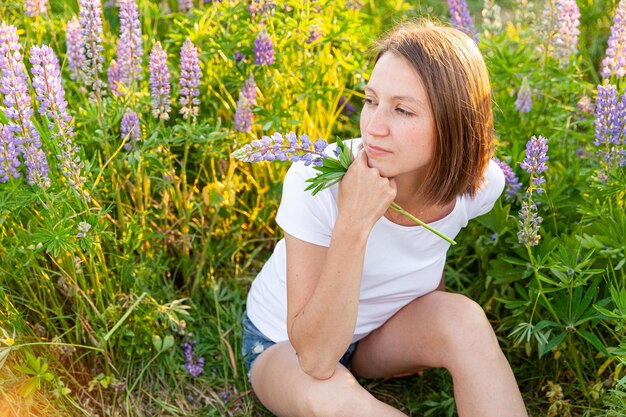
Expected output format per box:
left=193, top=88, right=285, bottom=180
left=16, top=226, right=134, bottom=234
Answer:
left=246, top=139, right=505, bottom=344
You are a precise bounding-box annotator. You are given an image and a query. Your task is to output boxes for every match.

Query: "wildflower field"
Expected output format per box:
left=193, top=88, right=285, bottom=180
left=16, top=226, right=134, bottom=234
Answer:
left=0, top=0, right=625, bottom=415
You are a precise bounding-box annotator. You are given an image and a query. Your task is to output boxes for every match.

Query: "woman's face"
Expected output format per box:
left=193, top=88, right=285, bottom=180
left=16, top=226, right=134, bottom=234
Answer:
left=359, top=52, right=436, bottom=183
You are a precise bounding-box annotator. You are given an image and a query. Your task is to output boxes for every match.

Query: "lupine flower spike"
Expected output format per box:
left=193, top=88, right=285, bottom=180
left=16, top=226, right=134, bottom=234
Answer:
left=448, top=0, right=478, bottom=43
left=234, top=95, right=253, bottom=133
left=513, top=0, right=535, bottom=29
left=594, top=83, right=626, bottom=173
left=121, top=109, right=141, bottom=150
left=107, top=59, right=123, bottom=96
left=254, top=28, right=275, bottom=66
left=346, top=0, right=363, bottom=9
left=553, top=0, right=580, bottom=67
left=520, top=135, right=549, bottom=194
left=518, top=201, right=543, bottom=246
left=242, top=74, right=256, bottom=106
left=517, top=135, right=548, bottom=247
left=307, top=25, right=322, bottom=44
left=117, top=0, right=143, bottom=88
left=601, top=0, right=626, bottom=78
left=78, top=0, right=106, bottom=98
left=66, top=17, right=86, bottom=81
left=179, top=38, right=201, bottom=121
left=149, top=42, right=171, bottom=120
left=232, top=133, right=457, bottom=245
left=515, top=77, right=532, bottom=114
left=338, top=97, right=357, bottom=115
left=178, top=0, right=194, bottom=12
left=30, top=45, right=87, bottom=195
left=182, top=341, right=204, bottom=377
left=0, top=22, right=50, bottom=188
left=25, top=0, right=48, bottom=17
left=248, top=0, right=276, bottom=17
left=482, top=0, right=502, bottom=38
left=0, top=124, right=20, bottom=183
left=494, top=158, right=522, bottom=201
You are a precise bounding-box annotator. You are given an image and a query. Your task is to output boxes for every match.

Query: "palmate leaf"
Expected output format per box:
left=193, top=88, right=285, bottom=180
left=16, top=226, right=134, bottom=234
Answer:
left=305, top=138, right=351, bottom=195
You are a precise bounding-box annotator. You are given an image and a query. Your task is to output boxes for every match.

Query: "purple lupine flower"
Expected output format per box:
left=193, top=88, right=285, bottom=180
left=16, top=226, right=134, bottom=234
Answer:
left=0, top=124, right=21, bottom=182
left=517, top=201, right=543, bottom=246
left=601, top=0, right=626, bottom=78
left=307, top=25, right=322, bottom=44
left=248, top=0, right=276, bottom=17
left=78, top=0, right=106, bottom=98
left=76, top=221, right=91, bottom=238
left=30, top=45, right=71, bottom=126
left=179, top=38, right=201, bottom=121
left=149, top=42, right=171, bottom=120
left=25, top=0, right=48, bottom=16
left=234, top=95, right=252, bottom=133
left=482, top=0, right=502, bottom=38
left=520, top=135, right=549, bottom=194
left=513, top=0, right=535, bottom=28
left=515, top=78, right=532, bottom=114
left=182, top=341, right=205, bottom=377
left=242, top=74, right=256, bottom=106
left=232, top=132, right=327, bottom=166
left=66, top=17, right=85, bottom=81
left=254, top=28, right=274, bottom=66
left=346, top=0, right=363, bottom=9
left=448, top=0, right=478, bottom=43
left=553, top=0, right=580, bottom=66
left=178, top=0, right=194, bottom=12
left=121, top=109, right=141, bottom=150
left=594, top=83, right=626, bottom=169
left=0, top=22, right=50, bottom=188
left=494, top=158, right=522, bottom=201
left=338, top=96, right=357, bottom=115
left=540, top=0, right=559, bottom=39
left=577, top=95, right=594, bottom=114
left=233, top=51, right=245, bottom=62
left=107, top=59, right=123, bottom=96
left=117, top=0, right=143, bottom=88
left=30, top=45, right=87, bottom=194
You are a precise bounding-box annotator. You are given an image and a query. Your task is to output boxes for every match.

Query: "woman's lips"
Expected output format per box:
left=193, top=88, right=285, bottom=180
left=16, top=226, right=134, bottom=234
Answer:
left=366, top=143, right=392, bottom=156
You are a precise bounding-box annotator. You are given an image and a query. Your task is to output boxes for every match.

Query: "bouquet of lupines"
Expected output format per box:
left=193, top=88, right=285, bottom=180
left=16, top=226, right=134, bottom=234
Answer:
left=232, top=132, right=456, bottom=245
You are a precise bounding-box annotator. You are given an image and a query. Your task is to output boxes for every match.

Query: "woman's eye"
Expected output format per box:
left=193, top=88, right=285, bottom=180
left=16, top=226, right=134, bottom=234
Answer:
left=363, top=98, right=376, bottom=106
left=396, top=108, right=412, bottom=116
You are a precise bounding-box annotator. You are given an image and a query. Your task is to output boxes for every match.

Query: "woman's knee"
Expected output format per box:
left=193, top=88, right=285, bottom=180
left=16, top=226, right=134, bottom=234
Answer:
left=436, top=293, right=500, bottom=355
left=305, top=366, right=372, bottom=417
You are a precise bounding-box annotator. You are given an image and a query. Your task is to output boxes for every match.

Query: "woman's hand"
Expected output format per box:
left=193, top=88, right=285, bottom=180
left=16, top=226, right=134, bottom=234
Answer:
left=337, top=150, right=397, bottom=231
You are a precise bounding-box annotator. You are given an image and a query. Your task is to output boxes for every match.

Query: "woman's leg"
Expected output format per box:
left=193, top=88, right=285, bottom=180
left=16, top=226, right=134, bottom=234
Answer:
left=250, top=341, right=407, bottom=417
left=350, top=291, right=528, bottom=417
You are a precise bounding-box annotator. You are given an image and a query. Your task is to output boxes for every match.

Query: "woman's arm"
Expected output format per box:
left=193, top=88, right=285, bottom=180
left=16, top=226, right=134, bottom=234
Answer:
left=286, top=151, right=396, bottom=380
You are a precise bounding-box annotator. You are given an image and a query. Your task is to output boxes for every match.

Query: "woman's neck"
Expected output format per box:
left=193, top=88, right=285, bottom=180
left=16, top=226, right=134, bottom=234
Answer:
left=386, top=172, right=455, bottom=226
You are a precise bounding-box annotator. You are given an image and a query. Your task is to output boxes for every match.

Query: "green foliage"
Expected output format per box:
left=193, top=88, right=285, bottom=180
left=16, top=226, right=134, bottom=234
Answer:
left=0, top=0, right=625, bottom=416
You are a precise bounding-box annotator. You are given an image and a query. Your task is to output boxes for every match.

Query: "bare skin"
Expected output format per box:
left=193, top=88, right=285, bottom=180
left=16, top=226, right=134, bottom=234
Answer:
left=248, top=52, right=528, bottom=417
left=250, top=289, right=528, bottom=417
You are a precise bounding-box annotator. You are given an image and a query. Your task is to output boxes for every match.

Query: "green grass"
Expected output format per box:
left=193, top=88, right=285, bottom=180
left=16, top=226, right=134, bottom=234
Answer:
left=1, top=0, right=625, bottom=416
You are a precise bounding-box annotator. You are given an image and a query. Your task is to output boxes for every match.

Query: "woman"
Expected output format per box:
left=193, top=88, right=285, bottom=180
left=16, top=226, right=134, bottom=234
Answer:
left=241, top=19, right=528, bottom=417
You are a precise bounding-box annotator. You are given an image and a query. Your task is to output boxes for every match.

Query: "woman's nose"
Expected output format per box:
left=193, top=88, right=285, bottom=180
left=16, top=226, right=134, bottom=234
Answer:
left=366, top=107, right=390, bottom=137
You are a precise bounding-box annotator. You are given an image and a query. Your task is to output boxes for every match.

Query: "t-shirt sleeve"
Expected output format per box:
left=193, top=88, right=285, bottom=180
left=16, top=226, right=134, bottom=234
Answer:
left=466, top=159, right=506, bottom=219
left=275, top=161, right=336, bottom=247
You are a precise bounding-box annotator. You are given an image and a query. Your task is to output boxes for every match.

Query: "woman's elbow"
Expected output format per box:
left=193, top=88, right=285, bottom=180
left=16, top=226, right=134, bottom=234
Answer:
left=296, top=350, right=336, bottom=380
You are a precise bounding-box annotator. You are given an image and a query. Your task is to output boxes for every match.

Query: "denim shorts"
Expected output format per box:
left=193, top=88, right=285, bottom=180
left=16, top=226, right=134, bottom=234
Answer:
left=241, top=311, right=358, bottom=379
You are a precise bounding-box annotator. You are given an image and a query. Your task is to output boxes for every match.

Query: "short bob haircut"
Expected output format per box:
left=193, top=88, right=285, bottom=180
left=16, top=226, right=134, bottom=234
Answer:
left=374, top=19, right=494, bottom=206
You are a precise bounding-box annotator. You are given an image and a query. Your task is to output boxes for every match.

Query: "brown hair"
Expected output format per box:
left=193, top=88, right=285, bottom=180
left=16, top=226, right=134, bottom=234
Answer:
left=375, top=19, right=493, bottom=205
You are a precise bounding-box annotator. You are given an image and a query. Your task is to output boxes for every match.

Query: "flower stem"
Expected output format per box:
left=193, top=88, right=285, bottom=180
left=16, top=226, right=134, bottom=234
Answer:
left=390, top=202, right=457, bottom=245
